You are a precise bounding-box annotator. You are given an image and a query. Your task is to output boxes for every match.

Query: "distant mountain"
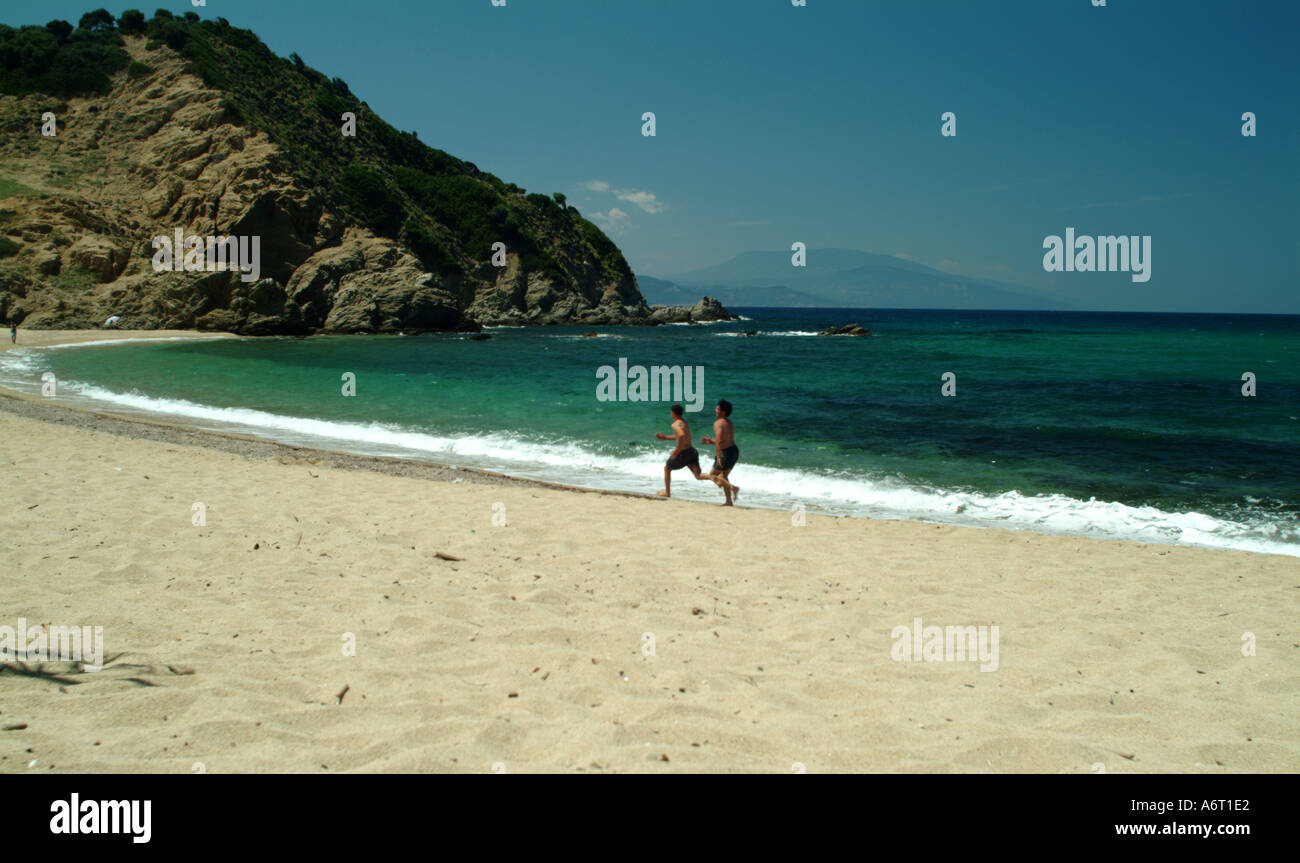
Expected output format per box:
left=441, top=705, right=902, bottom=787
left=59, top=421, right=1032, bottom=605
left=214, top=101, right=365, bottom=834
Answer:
left=668, top=249, right=933, bottom=286
left=636, top=275, right=821, bottom=308
left=651, top=248, right=1070, bottom=310
left=635, top=276, right=699, bottom=305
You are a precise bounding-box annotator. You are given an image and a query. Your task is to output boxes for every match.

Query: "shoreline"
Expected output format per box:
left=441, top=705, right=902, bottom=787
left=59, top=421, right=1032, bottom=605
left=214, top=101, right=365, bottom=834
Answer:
left=0, top=328, right=668, bottom=501
left=2, top=328, right=1295, bottom=557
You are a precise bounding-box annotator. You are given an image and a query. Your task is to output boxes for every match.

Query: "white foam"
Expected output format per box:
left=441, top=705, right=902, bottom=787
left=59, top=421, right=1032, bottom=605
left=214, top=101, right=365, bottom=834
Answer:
left=715, top=330, right=819, bottom=337
left=0, top=349, right=42, bottom=376
left=0, top=337, right=226, bottom=392
left=546, top=333, right=628, bottom=340
left=661, top=319, right=732, bottom=327
left=40, top=336, right=220, bottom=351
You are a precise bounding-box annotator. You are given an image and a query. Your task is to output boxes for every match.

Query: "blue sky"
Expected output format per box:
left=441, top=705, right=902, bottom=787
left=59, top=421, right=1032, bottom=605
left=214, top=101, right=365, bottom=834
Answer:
left=4, top=0, right=1298, bottom=312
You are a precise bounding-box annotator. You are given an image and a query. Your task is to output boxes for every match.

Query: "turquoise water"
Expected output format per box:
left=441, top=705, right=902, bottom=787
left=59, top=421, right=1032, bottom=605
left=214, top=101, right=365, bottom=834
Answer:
left=5, top=309, right=1298, bottom=555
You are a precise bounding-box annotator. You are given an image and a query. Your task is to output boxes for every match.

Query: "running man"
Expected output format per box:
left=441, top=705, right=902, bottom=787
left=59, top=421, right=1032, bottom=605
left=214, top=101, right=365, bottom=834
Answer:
left=655, top=404, right=703, bottom=497
left=700, top=399, right=740, bottom=505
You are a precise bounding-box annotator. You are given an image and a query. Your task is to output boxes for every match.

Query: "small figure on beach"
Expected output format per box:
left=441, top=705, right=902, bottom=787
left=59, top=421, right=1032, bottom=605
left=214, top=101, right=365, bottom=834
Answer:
left=655, top=404, right=702, bottom=497
left=9, top=324, right=14, bottom=344
left=700, top=399, right=740, bottom=505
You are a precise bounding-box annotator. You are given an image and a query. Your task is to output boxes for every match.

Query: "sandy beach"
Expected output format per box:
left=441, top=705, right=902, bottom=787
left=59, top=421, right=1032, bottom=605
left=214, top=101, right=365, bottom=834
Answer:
left=1, top=331, right=1297, bottom=773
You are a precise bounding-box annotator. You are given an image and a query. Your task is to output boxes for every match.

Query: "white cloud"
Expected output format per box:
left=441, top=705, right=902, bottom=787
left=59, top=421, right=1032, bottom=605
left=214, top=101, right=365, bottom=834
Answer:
left=591, top=207, right=632, bottom=234
left=579, top=181, right=667, bottom=215
left=615, top=189, right=665, bottom=214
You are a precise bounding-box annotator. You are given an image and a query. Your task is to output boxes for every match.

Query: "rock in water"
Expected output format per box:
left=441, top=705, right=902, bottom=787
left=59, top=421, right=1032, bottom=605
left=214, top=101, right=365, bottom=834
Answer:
left=647, top=295, right=737, bottom=324
left=817, top=324, right=873, bottom=336
left=690, top=296, right=737, bottom=321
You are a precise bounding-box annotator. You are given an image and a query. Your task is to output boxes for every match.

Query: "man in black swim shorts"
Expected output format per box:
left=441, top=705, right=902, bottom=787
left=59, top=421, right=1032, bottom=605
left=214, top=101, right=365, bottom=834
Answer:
left=655, top=404, right=703, bottom=497
left=700, top=399, right=740, bottom=506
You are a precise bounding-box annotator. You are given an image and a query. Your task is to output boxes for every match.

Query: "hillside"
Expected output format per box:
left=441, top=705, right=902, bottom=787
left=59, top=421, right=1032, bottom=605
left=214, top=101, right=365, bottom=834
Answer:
left=0, top=10, right=692, bottom=333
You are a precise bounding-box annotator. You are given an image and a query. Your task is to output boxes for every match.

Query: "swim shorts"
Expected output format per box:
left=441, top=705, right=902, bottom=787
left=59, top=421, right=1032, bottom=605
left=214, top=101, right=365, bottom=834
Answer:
left=666, top=447, right=700, bottom=471
left=714, top=445, right=739, bottom=473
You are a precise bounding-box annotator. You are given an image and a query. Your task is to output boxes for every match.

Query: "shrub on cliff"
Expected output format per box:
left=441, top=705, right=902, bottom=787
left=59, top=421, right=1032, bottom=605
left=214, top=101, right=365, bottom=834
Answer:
left=339, top=166, right=403, bottom=238
left=77, top=10, right=115, bottom=33
left=118, top=10, right=146, bottom=34
left=0, top=21, right=128, bottom=96
left=45, top=20, right=73, bottom=43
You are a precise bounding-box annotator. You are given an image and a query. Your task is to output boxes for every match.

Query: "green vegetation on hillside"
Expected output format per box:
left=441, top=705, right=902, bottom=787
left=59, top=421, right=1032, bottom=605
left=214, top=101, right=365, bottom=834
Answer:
left=0, top=9, right=633, bottom=294
left=0, top=10, right=130, bottom=96
left=0, top=177, right=41, bottom=198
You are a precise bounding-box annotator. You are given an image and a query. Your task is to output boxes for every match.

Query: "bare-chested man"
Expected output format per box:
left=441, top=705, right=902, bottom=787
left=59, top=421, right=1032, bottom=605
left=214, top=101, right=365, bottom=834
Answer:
left=655, top=404, right=703, bottom=497
left=700, top=399, right=740, bottom=505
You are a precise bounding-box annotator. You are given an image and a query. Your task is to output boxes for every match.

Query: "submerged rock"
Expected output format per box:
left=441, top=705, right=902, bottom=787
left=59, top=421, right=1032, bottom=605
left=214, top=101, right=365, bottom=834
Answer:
left=818, top=324, right=873, bottom=336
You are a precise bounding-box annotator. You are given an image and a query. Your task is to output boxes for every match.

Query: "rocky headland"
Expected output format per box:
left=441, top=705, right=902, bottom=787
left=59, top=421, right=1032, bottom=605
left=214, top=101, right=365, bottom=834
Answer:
left=0, top=12, right=727, bottom=334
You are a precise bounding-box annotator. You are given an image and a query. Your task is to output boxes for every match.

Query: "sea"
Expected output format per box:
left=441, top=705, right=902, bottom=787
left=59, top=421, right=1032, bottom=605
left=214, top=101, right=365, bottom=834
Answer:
left=4, top=308, right=1297, bottom=556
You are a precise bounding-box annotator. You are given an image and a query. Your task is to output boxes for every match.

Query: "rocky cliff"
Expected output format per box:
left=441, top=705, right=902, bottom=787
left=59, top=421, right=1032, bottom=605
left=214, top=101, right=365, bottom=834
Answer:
left=0, top=12, right=727, bottom=333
